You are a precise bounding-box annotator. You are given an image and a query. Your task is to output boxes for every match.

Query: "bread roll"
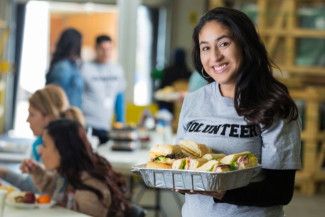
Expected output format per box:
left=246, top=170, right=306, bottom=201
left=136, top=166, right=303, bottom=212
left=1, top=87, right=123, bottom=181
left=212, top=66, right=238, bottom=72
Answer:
left=196, top=160, right=219, bottom=172
left=149, top=144, right=182, bottom=160
left=202, top=153, right=226, bottom=161
left=220, top=151, right=258, bottom=169
left=188, top=158, right=208, bottom=170
left=146, top=161, right=172, bottom=169
left=179, top=140, right=211, bottom=158
left=171, top=158, right=188, bottom=170
left=213, top=164, right=231, bottom=172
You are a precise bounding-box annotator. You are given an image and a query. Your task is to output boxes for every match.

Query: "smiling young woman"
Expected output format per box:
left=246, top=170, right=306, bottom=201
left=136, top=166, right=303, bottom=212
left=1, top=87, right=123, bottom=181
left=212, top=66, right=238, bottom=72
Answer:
left=177, top=7, right=300, bottom=217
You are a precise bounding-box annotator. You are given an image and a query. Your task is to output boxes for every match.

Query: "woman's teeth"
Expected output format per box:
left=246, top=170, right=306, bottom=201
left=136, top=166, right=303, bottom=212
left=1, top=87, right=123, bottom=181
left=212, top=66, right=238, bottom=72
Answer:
left=213, top=64, right=227, bottom=73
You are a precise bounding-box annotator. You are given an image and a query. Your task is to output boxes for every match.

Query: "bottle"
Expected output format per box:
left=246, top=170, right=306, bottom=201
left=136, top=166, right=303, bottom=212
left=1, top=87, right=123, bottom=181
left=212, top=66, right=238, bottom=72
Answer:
left=155, top=109, right=173, bottom=143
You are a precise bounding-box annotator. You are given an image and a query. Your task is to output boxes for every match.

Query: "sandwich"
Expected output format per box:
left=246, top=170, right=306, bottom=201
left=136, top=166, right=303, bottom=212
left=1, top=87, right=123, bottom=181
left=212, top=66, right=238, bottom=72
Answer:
left=172, top=157, right=208, bottom=170
left=196, top=160, right=219, bottom=172
left=146, top=144, right=186, bottom=169
left=178, top=140, right=211, bottom=158
left=213, top=164, right=231, bottom=172
left=220, top=151, right=258, bottom=169
left=202, top=153, right=226, bottom=161
left=196, top=160, right=231, bottom=172
left=187, top=158, right=208, bottom=170
left=171, top=158, right=189, bottom=170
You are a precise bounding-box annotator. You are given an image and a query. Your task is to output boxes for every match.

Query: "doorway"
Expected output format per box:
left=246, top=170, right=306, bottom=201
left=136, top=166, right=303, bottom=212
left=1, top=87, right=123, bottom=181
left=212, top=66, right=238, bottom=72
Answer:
left=13, top=0, right=118, bottom=137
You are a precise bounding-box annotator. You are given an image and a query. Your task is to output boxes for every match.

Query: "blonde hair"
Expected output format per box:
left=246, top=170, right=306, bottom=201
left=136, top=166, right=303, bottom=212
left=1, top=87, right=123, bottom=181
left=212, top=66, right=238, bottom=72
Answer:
left=62, top=106, right=86, bottom=127
left=29, top=84, right=69, bottom=119
left=29, top=84, right=85, bottom=126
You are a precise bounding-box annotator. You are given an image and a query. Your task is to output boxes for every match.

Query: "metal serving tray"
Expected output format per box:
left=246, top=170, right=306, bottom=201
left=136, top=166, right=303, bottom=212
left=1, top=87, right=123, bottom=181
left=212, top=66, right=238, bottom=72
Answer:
left=132, top=164, right=261, bottom=191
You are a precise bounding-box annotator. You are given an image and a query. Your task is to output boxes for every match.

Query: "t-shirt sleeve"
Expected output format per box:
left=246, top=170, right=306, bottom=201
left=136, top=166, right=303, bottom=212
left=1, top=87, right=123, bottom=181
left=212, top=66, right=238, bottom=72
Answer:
left=176, top=95, right=190, bottom=142
left=261, top=117, right=302, bottom=169
left=115, top=92, right=125, bottom=122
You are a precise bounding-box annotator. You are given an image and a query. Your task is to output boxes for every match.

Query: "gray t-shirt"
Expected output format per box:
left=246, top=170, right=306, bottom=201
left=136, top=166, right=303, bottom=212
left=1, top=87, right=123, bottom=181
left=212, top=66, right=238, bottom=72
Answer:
left=81, top=61, right=126, bottom=130
left=176, top=82, right=301, bottom=217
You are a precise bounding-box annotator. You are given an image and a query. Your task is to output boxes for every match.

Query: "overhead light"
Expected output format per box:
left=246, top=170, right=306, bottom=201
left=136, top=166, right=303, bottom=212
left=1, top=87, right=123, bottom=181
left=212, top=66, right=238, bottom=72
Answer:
left=84, top=2, right=95, bottom=12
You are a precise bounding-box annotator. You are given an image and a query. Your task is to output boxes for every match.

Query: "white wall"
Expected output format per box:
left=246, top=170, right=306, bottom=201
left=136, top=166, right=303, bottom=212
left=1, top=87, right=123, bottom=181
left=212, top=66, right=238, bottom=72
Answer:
left=170, top=0, right=206, bottom=68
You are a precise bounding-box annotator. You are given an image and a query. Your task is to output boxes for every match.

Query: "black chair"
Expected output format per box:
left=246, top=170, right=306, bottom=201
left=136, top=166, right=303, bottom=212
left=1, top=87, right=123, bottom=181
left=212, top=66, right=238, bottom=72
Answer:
left=128, top=203, right=146, bottom=217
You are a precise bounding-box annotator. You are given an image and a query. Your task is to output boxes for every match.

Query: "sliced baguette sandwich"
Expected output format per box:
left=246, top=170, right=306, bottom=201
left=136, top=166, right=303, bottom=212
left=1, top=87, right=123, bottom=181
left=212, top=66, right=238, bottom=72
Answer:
left=147, top=144, right=186, bottom=169
left=187, top=158, right=208, bottom=170
left=172, top=158, right=188, bottom=170
left=220, top=151, right=258, bottom=169
left=213, top=164, right=231, bottom=172
left=196, top=160, right=220, bottom=172
left=202, top=153, right=226, bottom=161
left=178, top=140, right=211, bottom=158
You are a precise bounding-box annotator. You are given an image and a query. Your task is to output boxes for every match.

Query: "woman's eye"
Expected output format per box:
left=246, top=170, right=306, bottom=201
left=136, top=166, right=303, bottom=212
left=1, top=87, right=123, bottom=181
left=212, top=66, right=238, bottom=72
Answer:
left=219, top=41, right=231, bottom=48
left=201, top=46, right=209, bottom=52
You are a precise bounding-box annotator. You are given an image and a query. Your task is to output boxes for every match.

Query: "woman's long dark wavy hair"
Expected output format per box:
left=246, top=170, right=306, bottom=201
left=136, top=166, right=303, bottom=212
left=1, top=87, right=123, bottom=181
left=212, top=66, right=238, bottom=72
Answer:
left=47, top=28, right=82, bottom=78
left=192, top=7, right=298, bottom=128
left=45, top=119, right=129, bottom=216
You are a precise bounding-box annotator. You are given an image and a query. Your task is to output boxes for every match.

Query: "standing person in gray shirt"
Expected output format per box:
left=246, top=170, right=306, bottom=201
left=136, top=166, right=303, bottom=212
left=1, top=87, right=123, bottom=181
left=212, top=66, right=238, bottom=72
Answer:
left=81, top=35, right=126, bottom=144
left=177, top=7, right=301, bottom=217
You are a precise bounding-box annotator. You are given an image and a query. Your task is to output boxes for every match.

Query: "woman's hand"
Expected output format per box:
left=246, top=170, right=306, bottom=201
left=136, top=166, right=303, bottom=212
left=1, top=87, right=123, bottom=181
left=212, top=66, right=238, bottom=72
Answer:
left=175, top=189, right=226, bottom=200
left=20, top=159, right=41, bottom=174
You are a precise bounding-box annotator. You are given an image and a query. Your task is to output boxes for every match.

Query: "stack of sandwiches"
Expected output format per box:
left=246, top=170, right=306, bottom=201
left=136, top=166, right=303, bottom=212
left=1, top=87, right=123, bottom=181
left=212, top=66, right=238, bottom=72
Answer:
left=146, top=140, right=258, bottom=172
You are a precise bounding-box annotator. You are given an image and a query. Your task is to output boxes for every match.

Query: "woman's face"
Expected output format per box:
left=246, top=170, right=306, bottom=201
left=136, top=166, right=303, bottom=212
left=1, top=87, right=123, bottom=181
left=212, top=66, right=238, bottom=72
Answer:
left=39, top=131, right=61, bottom=170
left=199, top=21, right=242, bottom=89
left=26, top=105, right=48, bottom=136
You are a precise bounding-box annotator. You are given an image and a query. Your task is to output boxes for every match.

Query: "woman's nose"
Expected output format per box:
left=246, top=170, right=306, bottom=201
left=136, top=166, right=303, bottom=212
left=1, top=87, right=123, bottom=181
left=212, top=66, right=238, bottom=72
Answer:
left=212, top=47, right=223, bottom=61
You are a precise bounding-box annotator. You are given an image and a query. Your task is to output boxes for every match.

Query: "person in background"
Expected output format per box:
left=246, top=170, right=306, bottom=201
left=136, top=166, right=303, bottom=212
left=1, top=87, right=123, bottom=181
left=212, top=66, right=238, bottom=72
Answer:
left=46, top=28, right=84, bottom=108
left=0, top=85, right=84, bottom=192
left=188, top=70, right=208, bottom=92
left=81, top=35, right=126, bottom=144
left=177, top=7, right=301, bottom=217
left=21, top=119, right=129, bottom=217
left=158, top=48, right=192, bottom=113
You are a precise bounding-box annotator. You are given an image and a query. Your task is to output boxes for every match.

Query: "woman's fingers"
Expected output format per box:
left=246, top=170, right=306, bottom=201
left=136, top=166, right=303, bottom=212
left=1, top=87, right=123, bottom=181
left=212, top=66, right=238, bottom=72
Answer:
left=20, top=159, right=38, bottom=173
left=175, top=189, right=195, bottom=194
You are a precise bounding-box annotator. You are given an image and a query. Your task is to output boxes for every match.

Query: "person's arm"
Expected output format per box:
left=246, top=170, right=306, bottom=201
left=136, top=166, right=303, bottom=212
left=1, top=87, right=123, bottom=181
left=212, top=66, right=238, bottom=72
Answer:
left=30, top=169, right=58, bottom=195
left=214, top=169, right=296, bottom=207
left=114, top=92, right=125, bottom=123
left=215, top=117, right=299, bottom=207
left=21, top=159, right=58, bottom=195
left=47, top=62, right=71, bottom=89
left=0, top=169, right=40, bottom=193
left=74, top=189, right=111, bottom=217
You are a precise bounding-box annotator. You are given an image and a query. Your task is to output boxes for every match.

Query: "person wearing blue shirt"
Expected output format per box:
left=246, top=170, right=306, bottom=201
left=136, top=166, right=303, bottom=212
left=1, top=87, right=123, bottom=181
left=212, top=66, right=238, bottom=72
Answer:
left=31, top=136, right=42, bottom=162
left=46, top=28, right=83, bottom=108
left=188, top=70, right=208, bottom=92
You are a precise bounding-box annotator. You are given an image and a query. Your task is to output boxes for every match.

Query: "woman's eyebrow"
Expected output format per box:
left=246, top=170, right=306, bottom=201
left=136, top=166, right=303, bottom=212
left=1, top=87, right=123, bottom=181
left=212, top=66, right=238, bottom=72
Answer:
left=199, top=35, right=231, bottom=45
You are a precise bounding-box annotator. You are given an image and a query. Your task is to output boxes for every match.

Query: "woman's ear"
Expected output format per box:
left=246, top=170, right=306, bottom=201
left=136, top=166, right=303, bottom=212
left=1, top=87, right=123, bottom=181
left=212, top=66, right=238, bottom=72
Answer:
left=44, top=115, right=55, bottom=126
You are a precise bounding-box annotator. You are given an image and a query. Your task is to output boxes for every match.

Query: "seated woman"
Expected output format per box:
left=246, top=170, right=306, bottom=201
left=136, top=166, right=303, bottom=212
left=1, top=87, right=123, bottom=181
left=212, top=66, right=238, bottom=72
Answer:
left=0, top=85, right=84, bottom=192
left=21, top=119, right=129, bottom=217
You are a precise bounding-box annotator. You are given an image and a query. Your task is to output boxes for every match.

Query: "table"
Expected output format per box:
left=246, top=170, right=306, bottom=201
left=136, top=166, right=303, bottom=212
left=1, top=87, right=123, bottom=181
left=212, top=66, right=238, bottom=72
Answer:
left=3, top=205, right=89, bottom=217
left=96, top=144, right=148, bottom=175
